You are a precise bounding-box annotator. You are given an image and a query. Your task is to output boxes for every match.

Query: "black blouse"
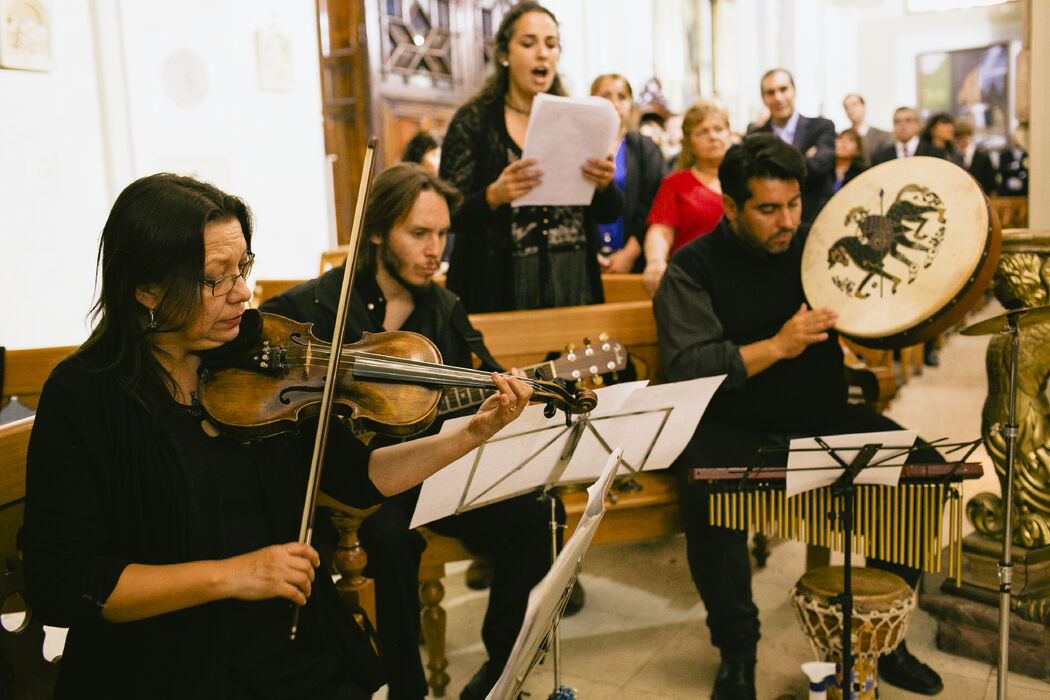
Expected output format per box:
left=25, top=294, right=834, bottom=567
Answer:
left=22, top=348, right=385, bottom=699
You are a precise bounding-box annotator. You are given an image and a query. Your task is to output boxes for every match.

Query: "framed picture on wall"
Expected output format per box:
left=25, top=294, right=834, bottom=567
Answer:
left=917, top=43, right=1010, bottom=150
left=0, top=0, right=52, bottom=72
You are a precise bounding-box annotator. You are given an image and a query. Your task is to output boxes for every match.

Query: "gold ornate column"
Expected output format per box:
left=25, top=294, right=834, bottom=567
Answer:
left=921, top=230, right=1050, bottom=679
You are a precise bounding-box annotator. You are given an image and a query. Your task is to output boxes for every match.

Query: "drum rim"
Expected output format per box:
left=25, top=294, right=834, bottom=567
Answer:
left=802, top=158, right=1001, bottom=349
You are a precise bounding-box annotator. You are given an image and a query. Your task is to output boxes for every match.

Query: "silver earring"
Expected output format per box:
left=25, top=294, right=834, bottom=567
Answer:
left=148, top=308, right=156, bottom=329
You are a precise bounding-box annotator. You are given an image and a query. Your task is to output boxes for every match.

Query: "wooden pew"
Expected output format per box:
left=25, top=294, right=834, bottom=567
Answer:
left=1, top=347, right=74, bottom=411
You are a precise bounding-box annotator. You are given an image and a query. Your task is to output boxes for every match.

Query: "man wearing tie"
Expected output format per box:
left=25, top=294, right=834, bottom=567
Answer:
left=871, top=107, right=947, bottom=165
left=748, top=68, right=836, bottom=224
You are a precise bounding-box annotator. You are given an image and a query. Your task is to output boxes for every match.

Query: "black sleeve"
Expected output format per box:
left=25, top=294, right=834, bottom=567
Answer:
left=804, top=118, right=837, bottom=181
left=22, top=365, right=130, bottom=627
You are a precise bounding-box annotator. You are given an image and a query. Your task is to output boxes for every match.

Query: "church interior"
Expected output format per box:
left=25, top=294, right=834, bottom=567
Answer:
left=2, top=0, right=1049, bottom=698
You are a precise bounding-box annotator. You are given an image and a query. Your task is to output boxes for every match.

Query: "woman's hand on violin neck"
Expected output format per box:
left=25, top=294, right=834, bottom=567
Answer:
left=222, top=543, right=321, bottom=606
left=466, top=372, right=532, bottom=444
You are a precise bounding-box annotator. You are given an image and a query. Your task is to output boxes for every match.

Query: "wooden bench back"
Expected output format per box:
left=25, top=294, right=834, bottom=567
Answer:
left=2, top=347, right=74, bottom=411
left=468, top=299, right=661, bottom=383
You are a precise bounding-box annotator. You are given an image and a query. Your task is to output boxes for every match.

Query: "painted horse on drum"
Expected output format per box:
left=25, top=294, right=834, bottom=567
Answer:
left=827, top=184, right=947, bottom=298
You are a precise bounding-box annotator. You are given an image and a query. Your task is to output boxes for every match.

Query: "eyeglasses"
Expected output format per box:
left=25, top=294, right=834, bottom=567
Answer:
left=200, top=253, right=255, bottom=297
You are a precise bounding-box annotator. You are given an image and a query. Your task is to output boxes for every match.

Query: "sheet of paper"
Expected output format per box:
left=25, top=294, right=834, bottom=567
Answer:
left=410, top=376, right=725, bottom=528
left=487, top=449, right=622, bottom=700
left=785, top=429, right=917, bottom=498
left=513, top=93, right=620, bottom=207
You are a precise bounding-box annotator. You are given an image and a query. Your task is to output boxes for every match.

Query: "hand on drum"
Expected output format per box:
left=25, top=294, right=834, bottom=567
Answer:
left=487, top=159, right=543, bottom=208
left=774, top=303, right=837, bottom=359
left=224, top=542, right=321, bottom=606
left=581, top=155, right=616, bottom=190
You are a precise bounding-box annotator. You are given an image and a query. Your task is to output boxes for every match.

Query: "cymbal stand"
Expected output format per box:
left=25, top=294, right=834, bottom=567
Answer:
left=996, top=313, right=1021, bottom=700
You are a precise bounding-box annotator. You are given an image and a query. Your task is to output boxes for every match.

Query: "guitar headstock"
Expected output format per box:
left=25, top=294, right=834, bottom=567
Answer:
left=544, top=335, right=628, bottom=384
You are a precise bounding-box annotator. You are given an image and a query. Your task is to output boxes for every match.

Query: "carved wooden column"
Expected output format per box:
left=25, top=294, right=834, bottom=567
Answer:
left=921, top=230, right=1050, bottom=679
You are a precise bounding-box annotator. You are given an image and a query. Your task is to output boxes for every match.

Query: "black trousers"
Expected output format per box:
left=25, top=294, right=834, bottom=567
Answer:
left=677, top=404, right=942, bottom=661
left=357, top=486, right=557, bottom=700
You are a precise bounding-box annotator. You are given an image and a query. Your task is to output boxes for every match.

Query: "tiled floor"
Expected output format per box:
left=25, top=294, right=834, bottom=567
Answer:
left=392, top=301, right=1050, bottom=700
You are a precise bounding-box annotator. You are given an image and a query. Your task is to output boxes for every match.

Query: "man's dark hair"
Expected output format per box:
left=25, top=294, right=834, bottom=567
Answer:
left=358, top=163, right=462, bottom=273
left=401, top=130, right=440, bottom=165
left=844, top=93, right=865, bottom=105
left=760, top=67, right=795, bottom=91
left=719, top=133, right=807, bottom=209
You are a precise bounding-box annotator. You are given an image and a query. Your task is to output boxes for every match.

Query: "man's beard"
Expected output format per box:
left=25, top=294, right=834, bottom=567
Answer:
left=380, top=244, right=433, bottom=295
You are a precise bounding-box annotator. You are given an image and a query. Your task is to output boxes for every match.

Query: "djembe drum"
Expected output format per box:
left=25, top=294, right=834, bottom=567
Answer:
left=802, top=156, right=1000, bottom=349
left=793, top=566, right=915, bottom=700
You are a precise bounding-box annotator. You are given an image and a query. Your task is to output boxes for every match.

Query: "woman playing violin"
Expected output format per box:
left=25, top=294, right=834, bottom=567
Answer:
left=22, top=173, right=531, bottom=699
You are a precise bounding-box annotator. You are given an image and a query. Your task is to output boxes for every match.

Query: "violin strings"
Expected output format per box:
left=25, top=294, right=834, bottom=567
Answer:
left=279, top=347, right=549, bottom=394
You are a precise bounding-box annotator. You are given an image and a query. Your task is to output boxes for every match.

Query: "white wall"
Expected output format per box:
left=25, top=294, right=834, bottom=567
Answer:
left=1, top=0, right=329, bottom=349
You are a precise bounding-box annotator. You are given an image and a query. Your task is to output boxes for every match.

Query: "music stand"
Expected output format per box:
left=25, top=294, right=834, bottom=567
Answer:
left=409, top=376, right=725, bottom=528
left=486, top=448, right=624, bottom=700
left=757, top=432, right=933, bottom=699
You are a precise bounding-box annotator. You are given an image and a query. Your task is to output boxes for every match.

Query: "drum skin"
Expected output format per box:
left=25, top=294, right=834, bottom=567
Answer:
left=802, top=157, right=1002, bottom=349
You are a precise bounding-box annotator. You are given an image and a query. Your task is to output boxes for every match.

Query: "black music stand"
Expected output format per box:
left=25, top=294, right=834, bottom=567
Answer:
left=747, top=436, right=980, bottom=699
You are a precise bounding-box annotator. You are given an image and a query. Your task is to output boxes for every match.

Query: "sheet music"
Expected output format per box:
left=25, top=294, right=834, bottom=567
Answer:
left=410, top=376, right=725, bottom=528
left=513, top=93, right=621, bottom=207
left=487, top=449, right=623, bottom=700
left=785, top=429, right=917, bottom=498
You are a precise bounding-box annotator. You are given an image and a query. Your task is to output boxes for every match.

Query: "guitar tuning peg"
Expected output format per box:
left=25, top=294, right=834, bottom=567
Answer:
left=593, top=376, right=604, bottom=386
left=583, top=336, right=592, bottom=346
left=598, top=332, right=609, bottom=342
left=565, top=342, right=575, bottom=352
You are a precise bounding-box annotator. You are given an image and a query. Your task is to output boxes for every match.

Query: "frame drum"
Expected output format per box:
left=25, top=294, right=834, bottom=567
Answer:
left=802, top=157, right=1001, bottom=349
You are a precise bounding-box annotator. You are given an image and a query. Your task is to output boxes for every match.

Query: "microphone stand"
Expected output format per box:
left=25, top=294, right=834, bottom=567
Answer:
left=996, top=312, right=1021, bottom=699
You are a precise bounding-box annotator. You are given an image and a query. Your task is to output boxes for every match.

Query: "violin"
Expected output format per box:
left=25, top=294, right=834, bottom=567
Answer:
left=196, top=310, right=597, bottom=441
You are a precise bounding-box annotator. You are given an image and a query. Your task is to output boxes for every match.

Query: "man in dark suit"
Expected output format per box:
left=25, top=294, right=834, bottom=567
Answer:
left=843, top=93, right=893, bottom=162
left=870, top=107, right=947, bottom=165
left=953, top=117, right=996, bottom=195
left=747, top=68, right=835, bottom=224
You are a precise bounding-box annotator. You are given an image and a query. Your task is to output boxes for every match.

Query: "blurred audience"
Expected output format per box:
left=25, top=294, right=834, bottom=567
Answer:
left=953, top=117, right=996, bottom=195
left=842, top=93, right=893, bottom=162
left=834, top=128, right=867, bottom=193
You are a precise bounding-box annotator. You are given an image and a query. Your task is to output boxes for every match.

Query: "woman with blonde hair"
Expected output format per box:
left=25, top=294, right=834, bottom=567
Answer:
left=643, top=99, right=731, bottom=293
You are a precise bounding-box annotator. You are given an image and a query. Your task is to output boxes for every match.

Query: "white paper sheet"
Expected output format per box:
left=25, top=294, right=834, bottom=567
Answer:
left=409, top=376, right=725, bottom=528
left=487, top=449, right=623, bottom=700
left=513, top=93, right=621, bottom=207
left=785, top=429, right=917, bottom=498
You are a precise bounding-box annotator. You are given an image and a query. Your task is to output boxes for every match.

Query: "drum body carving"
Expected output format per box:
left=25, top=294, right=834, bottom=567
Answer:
left=802, top=157, right=1001, bottom=349
left=792, top=566, right=915, bottom=700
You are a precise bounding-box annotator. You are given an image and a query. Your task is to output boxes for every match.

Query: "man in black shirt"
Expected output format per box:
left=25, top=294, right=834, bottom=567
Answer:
left=653, top=134, right=943, bottom=700
left=261, top=163, right=554, bottom=700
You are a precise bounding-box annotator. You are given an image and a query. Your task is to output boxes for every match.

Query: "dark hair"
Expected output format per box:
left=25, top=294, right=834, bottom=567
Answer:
left=760, top=68, right=795, bottom=92
left=921, top=112, right=955, bottom=142
left=590, top=73, right=633, bottom=98
left=358, top=163, right=462, bottom=274
left=471, top=1, right=567, bottom=107
left=719, top=133, right=807, bottom=209
left=83, top=173, right=252, bottom=415
left=843, top=93, right=865, bottom=106
left=401, top=130, right=441, bottom=165
left=837, top=128, right=867, bottom=168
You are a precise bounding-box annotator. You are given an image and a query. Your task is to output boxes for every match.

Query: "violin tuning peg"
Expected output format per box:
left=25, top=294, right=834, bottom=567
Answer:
left=598, top=332, right=609, bottom=342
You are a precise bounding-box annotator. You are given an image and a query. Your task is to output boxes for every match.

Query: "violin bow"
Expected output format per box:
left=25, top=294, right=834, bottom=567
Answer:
left=291, top=136, right=378, bottom=639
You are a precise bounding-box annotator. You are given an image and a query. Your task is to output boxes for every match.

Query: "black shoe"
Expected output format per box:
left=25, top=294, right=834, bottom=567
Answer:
left=711, top=657, right=756, bottom=700
left=465, top=558, right=494, bottom=590
left=879, top=641, right=943, bottom=695
left=460, top=662, right=497, bottom=700
left=562, top=580, right=585, bottom=617
left=924, top=349, right=940, bottom=367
